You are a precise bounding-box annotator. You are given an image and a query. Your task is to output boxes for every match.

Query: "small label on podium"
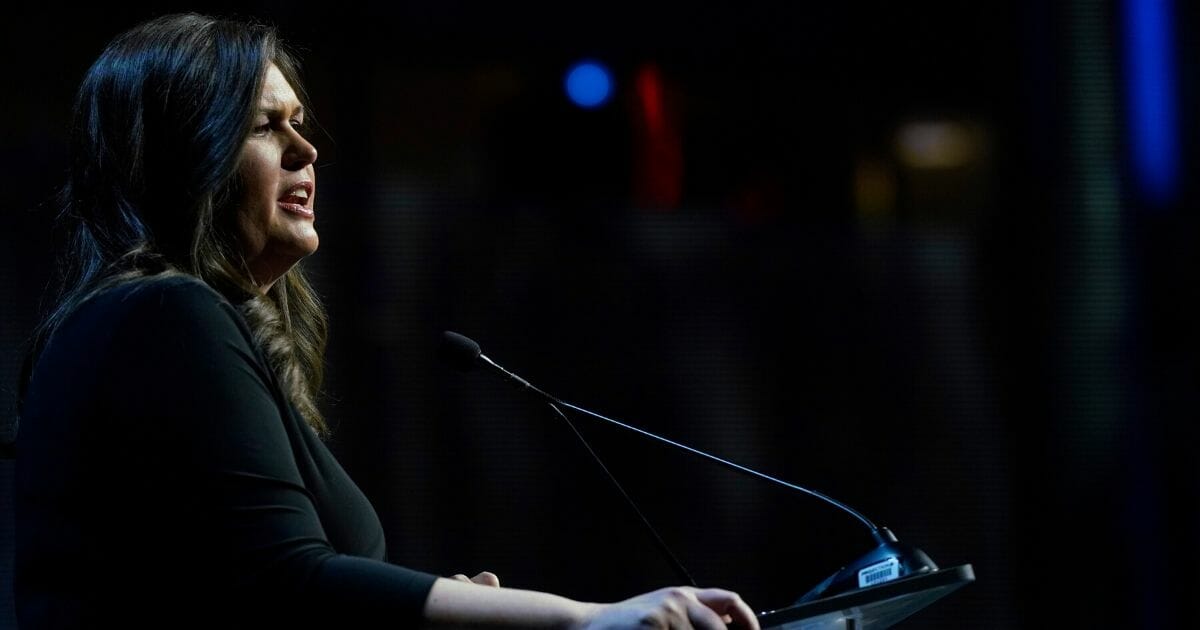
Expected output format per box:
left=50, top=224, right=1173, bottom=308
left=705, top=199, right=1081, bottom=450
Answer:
left=857, top=557, right=900, bottom=588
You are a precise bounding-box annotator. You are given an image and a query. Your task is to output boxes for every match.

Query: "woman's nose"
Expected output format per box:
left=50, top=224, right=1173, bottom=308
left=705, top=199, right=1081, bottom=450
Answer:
left=284, top=132, right=318, bottom=171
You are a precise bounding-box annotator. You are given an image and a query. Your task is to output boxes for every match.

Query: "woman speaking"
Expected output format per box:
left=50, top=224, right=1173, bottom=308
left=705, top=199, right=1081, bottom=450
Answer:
left=13, top=12, right=759, bottom=630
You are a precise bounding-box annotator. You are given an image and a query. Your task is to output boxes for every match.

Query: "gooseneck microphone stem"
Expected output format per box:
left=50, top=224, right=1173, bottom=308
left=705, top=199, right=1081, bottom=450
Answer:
left=475, top=352, right=698, bottom=584
left=476, top=348, right=880, bottom=534
left=546, top=402, right=699, bottom=587
left=550, top=400, right=880, bottom=534
left=443, top=331, right=943, bottom=603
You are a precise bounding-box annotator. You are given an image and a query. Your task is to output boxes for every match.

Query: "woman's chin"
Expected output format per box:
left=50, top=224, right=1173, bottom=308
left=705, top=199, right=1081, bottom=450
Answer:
left=248, top=243, right=318, bottom=290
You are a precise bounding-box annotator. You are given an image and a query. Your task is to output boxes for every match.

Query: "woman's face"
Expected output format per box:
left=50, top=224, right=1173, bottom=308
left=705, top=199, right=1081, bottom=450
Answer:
left=233, top=62, right=319, bottom=290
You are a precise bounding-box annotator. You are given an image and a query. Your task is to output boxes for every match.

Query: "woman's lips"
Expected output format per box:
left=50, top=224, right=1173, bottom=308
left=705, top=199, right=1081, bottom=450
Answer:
left=278, top=181, right=314, bottom=217
left=278, top=201, right=314, bottom=217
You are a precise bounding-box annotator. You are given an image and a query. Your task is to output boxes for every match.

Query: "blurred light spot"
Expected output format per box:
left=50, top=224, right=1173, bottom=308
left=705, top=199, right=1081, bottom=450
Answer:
left=854, top=157, right=897, bottom=219
left=565, top=61, right=613, bottom=109
left=632, top=63, right=682, bottom=210
left=636, top=64, right=664, bottom=132
left=894, top=121, right=978, bottom=169
left=1124, top=0, right=1179, bottom=205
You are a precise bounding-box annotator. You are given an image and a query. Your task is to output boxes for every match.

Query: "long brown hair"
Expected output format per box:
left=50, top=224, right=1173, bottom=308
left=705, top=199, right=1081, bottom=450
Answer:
left=19, top=13, right=330, bottom=437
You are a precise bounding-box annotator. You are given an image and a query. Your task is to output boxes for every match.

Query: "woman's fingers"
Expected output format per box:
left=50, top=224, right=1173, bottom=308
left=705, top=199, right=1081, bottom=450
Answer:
left=579, top=585, right=758, bottom=630
left=471, top=571, right=501, bottom=587
left=691, top=588, right=759, bottom=630
left=647, top=587, right=756, bottom=630
left=678, top=590, right=729, bottom=630
left=449, top=571, right=499, bottom=587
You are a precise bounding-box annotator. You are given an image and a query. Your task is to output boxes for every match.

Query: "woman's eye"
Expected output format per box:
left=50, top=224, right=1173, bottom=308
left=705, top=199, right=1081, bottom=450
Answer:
left=249, top=118, right=307, bottom=138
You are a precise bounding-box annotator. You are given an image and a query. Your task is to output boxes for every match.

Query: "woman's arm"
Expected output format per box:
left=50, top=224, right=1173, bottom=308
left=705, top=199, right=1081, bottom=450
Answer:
left=90, top=277, right=759, bottom=629
left=422, top=578, right=760, bottom=630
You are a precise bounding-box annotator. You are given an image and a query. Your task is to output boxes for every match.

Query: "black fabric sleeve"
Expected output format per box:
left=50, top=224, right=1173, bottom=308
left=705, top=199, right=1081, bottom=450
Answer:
left=91, top=278, right=437, bottom=627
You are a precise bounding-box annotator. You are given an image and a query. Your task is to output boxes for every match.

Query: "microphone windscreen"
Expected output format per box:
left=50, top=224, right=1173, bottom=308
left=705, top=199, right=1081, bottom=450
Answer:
left=441, top=331, right=483, bottom=371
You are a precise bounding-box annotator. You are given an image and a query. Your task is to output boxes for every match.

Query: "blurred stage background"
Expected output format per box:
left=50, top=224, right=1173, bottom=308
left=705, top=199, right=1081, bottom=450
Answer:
left=2, top=1, right=1198, bottom=627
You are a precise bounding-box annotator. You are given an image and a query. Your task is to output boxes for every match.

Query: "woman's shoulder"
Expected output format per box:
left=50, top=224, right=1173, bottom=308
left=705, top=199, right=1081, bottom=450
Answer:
left=56, top=272, right=246, bottom=348
left=82, top=272, right=231, bottom=319
left=25, top=273, right=263, bottom=424
left=102, top=271, right=226, bottom=305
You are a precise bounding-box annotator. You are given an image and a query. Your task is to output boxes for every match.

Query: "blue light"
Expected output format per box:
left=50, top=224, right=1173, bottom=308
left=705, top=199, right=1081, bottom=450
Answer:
left=565, top=61, right=613, bottom=109
left=1125, top=0, right=1179, bottom=205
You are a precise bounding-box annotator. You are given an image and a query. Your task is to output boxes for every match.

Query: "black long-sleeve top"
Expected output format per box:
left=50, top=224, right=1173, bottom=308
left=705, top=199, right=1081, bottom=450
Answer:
left=15, top=274, right=438, bottom=628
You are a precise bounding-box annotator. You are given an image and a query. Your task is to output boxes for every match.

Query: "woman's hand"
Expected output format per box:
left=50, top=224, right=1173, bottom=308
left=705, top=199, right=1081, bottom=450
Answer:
left=423, top=578, right=758, bottom=629
left=575, top=586, right=760, bottom=630
left=450, top=571, right=501, bottom=587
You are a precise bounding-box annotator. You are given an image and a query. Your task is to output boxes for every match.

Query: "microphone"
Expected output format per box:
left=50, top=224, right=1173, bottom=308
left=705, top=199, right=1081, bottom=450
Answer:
left=441, top=330, right=938, bottom=602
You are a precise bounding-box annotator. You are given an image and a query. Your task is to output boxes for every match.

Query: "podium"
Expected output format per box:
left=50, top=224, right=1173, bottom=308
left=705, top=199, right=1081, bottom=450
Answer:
left=757, top=564, right=975, bottom=629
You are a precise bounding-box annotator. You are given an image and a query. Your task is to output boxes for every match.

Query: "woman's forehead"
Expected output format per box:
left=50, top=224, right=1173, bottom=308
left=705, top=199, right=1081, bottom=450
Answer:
left=258, top=64, right=302, bottom=112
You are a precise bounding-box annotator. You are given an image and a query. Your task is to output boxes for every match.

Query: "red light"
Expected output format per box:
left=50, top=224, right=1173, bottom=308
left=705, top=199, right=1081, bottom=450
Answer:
left=633, top=63, right=682, bottom=211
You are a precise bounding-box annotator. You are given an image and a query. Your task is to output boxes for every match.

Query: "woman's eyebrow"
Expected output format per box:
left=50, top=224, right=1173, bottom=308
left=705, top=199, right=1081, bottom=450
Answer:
left=257, top=101, right=305, bottom=118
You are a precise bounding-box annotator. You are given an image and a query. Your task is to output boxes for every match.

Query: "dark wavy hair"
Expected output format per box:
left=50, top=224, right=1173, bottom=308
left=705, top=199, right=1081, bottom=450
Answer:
left=17, top=13, right=330, bottom=437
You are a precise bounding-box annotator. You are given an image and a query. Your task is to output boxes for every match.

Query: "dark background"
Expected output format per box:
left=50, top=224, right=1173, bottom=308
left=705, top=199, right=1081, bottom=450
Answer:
left=3, top=1, right=1198, bottom=627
